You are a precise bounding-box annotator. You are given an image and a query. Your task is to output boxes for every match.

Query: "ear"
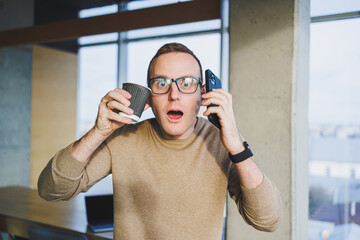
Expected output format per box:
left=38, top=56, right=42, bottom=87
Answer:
left=144, top=103, right=151, bottom=111
left=201, top=84, right=206, bottom=95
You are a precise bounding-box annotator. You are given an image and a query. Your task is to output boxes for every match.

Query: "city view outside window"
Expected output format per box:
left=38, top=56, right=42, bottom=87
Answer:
left=308, top=1, right=360, bottom=239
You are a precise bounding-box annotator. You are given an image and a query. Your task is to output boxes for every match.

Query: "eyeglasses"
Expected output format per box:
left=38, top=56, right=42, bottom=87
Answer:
left=149, top=77, right=202, bottom=94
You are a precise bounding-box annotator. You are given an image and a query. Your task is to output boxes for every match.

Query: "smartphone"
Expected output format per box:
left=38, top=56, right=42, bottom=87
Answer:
left=205, top=69, right=222, bottom=129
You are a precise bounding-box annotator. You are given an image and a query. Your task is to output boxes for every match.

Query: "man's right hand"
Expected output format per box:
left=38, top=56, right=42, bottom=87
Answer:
left=94, top=88, right=135, bottom=137
left=72, top=88, right=142, bottom=163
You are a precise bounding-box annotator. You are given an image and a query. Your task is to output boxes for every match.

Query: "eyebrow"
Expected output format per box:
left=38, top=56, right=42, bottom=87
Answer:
left=150, top=75, right=200, bottom=79
left=150, top=75, right=168, bottom=79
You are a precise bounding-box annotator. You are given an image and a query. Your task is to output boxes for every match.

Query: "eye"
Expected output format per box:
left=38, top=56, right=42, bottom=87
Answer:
left=156, top=79, right=170, bottom=88
left=181, top=78, right=194, bottom=88
left=182, top=82, right=190, bottom=87
left=158, top=81, right=167, bottom=87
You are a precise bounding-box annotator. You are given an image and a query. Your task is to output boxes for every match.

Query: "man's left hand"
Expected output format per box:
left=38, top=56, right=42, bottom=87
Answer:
left=201, top=89, right=244, bottom=155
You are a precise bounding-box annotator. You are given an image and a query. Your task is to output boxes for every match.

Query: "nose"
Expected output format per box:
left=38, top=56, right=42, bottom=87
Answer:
left=168, top=82, right=180, bottom=100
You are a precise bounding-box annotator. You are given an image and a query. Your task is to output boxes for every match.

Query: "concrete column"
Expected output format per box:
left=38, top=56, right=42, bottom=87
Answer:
left=0, top=1, right=33, bottom=239
left=227, top=0, right=309, bottom=240
left=0, top=0, right=34, bottom=187
left=0, top=46, right=32, bottom=187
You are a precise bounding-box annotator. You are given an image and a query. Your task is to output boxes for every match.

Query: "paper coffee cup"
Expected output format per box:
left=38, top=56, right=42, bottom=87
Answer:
left=119, top=82, right=151, bottom=122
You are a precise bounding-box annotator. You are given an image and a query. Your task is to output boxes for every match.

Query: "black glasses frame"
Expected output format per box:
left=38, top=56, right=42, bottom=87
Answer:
left=149, top=77, right=203, bottom=94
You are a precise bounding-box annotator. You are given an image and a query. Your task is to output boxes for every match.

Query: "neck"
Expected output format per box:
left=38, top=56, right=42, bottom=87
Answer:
left=159, top=117, right=199, bottom=140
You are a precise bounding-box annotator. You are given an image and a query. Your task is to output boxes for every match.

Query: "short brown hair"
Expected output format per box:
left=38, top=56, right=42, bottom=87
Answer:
left=147, top=42, right=203, bottom=87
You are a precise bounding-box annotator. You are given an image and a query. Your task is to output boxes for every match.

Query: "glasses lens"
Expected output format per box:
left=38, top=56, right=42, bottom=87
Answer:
left=177, top=77, right=199, bottom=93
left=150, top=78, right=171, bottom=94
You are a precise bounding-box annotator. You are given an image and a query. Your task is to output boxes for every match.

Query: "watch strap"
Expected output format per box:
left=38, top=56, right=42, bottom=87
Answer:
left=228, top=141, right=253, bottom=163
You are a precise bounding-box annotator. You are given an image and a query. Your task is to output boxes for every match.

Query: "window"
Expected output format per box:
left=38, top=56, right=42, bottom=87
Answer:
left=77, top=44, right=118, bottom=138
left=311, top=0, right=360, bottom=17
left=308, top=3, right=360, bottom=239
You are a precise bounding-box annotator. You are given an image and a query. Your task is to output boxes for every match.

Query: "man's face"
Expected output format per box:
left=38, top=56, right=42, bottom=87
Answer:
left=149, top=52, right=202, bottom=139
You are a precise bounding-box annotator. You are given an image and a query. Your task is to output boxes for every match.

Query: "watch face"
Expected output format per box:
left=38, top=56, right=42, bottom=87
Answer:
left=229, top=141, right=254, bottom=163
left=248, top=146, right=253, bottom=155
left=244, top=141, right=253, bottom=155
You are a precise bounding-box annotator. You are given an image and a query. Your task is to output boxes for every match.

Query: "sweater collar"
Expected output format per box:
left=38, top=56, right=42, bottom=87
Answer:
left=148, top=117, right=205, bottom=149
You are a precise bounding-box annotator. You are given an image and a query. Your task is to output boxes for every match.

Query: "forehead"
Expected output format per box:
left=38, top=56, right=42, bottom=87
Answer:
left=151, top=52, right=201, bottom=78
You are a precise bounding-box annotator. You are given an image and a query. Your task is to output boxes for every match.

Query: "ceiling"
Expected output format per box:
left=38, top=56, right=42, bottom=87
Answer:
left=34, top=0, right=126, bottom=52
left=34, top=0, right=124, bottom=25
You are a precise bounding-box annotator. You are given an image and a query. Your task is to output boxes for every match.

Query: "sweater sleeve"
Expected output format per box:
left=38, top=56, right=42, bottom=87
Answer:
left=227, top=164, right=282, bottom=232
left=38, top=141, right=112, bottom=201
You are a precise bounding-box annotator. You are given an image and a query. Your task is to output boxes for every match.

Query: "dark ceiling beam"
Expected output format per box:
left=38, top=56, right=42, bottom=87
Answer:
left=0, top=0, right=220, bottom=47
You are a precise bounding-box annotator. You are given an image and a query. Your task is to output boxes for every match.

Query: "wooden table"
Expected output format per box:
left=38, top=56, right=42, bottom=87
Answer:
left=0, top=186, right=112, bottom=240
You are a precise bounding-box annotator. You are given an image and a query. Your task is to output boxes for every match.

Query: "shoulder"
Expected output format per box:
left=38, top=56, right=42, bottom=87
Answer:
left=194, top=117, right=225, bottom=150
left=195, top=117, right=231, bottom=173
left=194, top=117, right=220, bottom=139
left=106, top=118, right=156, bottom=142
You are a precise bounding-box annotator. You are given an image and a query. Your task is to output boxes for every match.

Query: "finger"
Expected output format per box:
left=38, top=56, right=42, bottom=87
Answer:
left=106, top=89, right=131, bottom=106
left=106, top=100, right=134, bottom=115
left=203, top=89, right=231, bottom=99
left=114, top=88, right=132, bottom=99
left=202, top=91, right=228, bottom=102
left=211, top=88, right=229, bottom=95
left=203, top=106, right=223, bottom=117
left=99, top=99, right=112, bottom=114
left=211, top=89, right=233, bottom=104
left=101, top=96, right=109, bottom=106
left=203, top=93, right=233, bottom=111
left=207, top=89, right=232, bottom=106
left=108, top=111, right=133, bottom=125
left=201, top=97, right=227, bottom=108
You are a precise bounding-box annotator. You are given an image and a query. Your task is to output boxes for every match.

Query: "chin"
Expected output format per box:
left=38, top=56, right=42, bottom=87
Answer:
left=159, top=120, right=192, bottom=139
left=162, top=125, right=185, bottom=138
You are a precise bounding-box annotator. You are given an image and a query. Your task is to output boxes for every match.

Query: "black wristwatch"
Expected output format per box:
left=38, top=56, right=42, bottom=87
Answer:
left=228, top=141, right=253, bottom=163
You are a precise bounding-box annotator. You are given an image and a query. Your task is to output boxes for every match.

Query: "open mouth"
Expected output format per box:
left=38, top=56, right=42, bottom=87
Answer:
left=167, top=110, right=184, bottom=120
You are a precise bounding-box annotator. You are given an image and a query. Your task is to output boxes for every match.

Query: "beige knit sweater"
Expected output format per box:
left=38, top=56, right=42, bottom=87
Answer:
left=38, top=117, right=282, bottom=240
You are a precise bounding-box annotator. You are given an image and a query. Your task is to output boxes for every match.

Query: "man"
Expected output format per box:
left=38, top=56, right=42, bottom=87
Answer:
left=38, top=43, right=282, bottom=239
